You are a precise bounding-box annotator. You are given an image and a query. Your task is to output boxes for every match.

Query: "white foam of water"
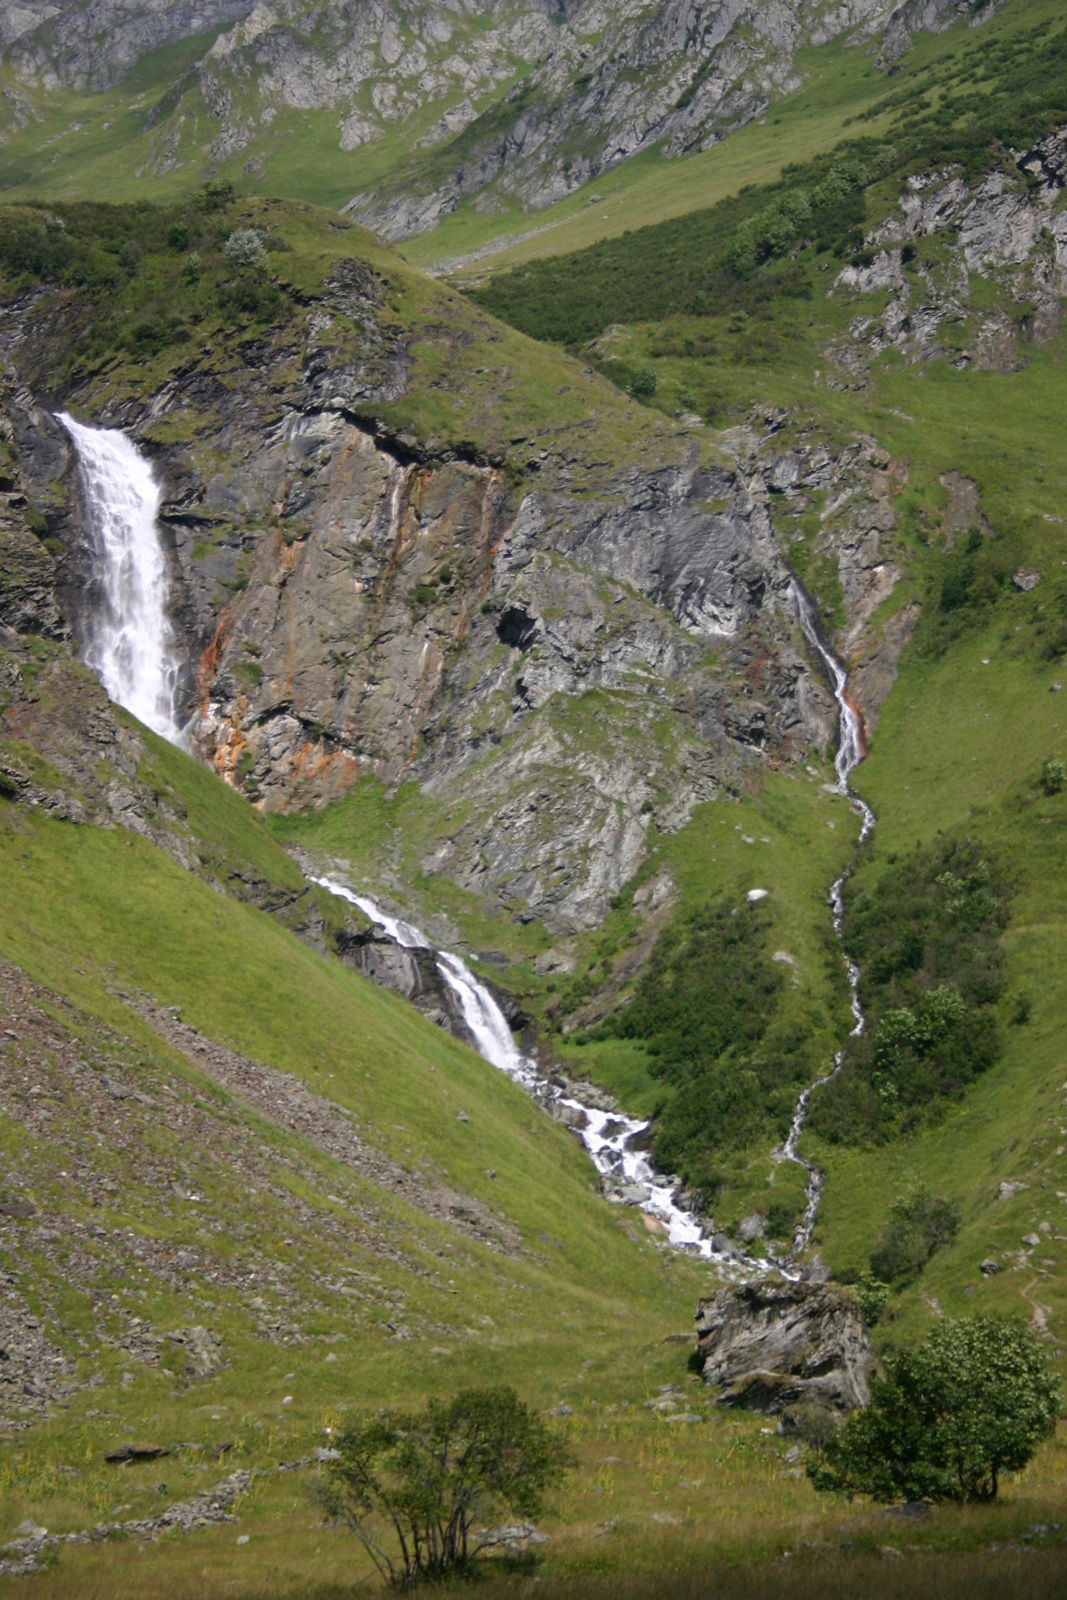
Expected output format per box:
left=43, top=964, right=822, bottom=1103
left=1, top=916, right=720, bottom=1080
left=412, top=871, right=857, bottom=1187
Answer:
left=313, top=874, right=771, bottom=1269
left=58, top=414, right=182, bottom=744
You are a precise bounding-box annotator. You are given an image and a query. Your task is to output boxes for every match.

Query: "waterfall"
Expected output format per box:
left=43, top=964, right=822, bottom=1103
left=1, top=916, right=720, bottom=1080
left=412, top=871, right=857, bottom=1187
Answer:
left=313, top=874, right=769, bottom=1270
left=775, top=581, right=875, bottom=1254
left=58, top=414, right=183, bottom=745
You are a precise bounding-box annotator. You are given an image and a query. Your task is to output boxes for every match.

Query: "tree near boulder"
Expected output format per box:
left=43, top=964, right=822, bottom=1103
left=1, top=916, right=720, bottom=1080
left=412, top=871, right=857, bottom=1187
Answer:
left=808, top=1314, right=1060, bottom=1504
left=317, top=1386, right=569, bottom=1589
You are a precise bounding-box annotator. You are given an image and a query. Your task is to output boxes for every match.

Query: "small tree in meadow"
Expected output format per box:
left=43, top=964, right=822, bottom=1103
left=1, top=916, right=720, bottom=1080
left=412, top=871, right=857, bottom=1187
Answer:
left=808, top=1314, right=1060, bottom=1504
left=317, top=1386, right=569, bottom=1589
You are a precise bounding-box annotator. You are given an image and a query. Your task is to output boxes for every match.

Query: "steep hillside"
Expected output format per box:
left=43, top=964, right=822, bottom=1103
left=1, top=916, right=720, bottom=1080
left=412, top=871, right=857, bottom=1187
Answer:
left=0, top=0, right=1010, bottom=219
left=460, top=0, right=1067, bottom=1350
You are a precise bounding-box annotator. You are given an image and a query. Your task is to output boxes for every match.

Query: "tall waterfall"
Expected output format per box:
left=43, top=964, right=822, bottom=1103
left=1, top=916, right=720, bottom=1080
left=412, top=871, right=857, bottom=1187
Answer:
left=58, top=414, right=182, bottom=745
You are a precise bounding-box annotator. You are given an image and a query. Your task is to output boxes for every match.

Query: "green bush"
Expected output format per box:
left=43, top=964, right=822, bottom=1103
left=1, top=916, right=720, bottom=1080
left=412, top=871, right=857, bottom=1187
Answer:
left=809, top=1315, right=1060, bottom=1503
left=1039, top=756, right=1065, bottom=795
left=317, top=1387, right=569, bottom=1589
left=811, top=837, right=1009, bottom=1144
left=591, top=899, right=819, bottom=1189
left=869, top=1187, right=960, bottom=1286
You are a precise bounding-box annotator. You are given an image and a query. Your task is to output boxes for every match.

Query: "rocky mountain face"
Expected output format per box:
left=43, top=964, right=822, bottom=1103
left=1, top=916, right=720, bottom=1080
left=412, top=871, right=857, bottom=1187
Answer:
left=829, top=126, right=1067, bottom=382
left=3, top=0, right=255, bottom=89
left=2, top=0, right=1008, bottom=219
left=1, top=205, right=880, bottom=941
left=347, top=0, right=1011, bottom=239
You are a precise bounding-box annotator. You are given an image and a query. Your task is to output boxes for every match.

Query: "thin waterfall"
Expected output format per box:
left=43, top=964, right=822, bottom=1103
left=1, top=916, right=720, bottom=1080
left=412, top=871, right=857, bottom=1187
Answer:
left=775, top=580, right=875, bottom=1254
left=58, top=414, right=183, bottom=745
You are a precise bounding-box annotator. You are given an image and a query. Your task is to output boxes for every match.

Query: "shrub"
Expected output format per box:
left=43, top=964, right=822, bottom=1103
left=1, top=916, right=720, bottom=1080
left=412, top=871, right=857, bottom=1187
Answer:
left=869, top=1187, right=960, bottom=1285
left=1039, top=756, right=1065, bottom=795
left=811, top=837, right=1009, bottom=1144
left=194, top=178, right=234, bottom=211
left=809, top=1315, right=1060, bottom=1503
left=317, top=1387, right=569, bottom=1589
left=222, top=227, right=267, bottom=267
left=627, top=364, right=657, bottom=399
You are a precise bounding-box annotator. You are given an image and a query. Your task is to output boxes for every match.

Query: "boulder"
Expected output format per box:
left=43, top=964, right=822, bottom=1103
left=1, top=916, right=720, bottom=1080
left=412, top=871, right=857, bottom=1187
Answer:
left=166, top=1326, right=224, bottom=1380
left=695, top=1279, right=871, bottom=1416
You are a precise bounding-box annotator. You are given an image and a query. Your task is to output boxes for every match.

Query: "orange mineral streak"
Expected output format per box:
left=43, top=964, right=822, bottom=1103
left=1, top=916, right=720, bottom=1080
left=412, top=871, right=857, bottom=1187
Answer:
left=290, top=740, right=360, bottom=800
left=195, top=606, right=235, bottom=718
left=842, top=684, right=868, bottom=760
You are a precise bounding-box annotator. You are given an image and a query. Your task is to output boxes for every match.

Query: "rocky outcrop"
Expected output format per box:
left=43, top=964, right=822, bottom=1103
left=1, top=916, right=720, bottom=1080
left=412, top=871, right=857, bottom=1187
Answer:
left=877, top=0, right=1011, bottom=68
left=831, top=127, right=1067, bottom=377
left=336, top=922, right=480, bottom=1040
left=695, top=1279, right=872, bottom=1415
left=0, top=1470, right=252, bottom=1578
left=6, top=0, right=255, bottom=91
left=754, top=423, right=915, bottom=732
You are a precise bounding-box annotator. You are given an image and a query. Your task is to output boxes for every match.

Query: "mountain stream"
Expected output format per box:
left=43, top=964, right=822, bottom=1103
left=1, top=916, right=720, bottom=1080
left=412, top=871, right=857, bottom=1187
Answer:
left=776, top=582, right=875, bottom=1253
left=64, top=419, right=872, bottom=1273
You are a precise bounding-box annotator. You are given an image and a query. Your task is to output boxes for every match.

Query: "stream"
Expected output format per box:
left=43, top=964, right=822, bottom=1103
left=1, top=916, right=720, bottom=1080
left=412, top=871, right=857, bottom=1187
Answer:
left=777, top=582, right=875, bottom=1253
left=61, top=417, right=872, bottom=1273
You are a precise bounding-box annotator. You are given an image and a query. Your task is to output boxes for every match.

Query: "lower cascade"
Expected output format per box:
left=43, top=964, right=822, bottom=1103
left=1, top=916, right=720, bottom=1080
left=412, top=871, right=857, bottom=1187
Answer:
left=57, top=414, right=183, bottom=745
left=313, top=876, right=767, bottom=1270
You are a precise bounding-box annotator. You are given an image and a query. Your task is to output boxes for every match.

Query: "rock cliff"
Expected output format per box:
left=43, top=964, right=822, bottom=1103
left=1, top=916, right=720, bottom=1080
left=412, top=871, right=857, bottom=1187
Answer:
left=1, top=204, right=845, bottom=939
left=830, top=126, right=1067, bottom=382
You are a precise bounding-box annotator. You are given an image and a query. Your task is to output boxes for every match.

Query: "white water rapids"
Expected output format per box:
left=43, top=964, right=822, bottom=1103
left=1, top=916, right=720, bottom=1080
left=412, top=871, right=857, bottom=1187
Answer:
left=312, top=875, right=768, bottom=1269
left=58, top=414, right=183, bottom=743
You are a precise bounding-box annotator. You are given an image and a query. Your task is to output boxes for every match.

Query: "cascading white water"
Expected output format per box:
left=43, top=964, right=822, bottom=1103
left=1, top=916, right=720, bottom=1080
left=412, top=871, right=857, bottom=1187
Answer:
left=775, top=581, right=875, bottom=1253
left=313, top=873, right=768, bottom=1269
left=58, top=414, right=182, bottom=744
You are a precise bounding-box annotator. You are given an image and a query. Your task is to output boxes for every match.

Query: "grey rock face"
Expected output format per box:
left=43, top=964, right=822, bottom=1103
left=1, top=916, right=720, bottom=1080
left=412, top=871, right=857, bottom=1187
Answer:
left=695, top=1279, right=872, bottom=1414
left=8, top=0, right=255, bottom=91
left=173, top=414, right=824, bottom=932
left=877, top=0, right=1011, bottom=68
left=832, top=128, right=1067, bottom=377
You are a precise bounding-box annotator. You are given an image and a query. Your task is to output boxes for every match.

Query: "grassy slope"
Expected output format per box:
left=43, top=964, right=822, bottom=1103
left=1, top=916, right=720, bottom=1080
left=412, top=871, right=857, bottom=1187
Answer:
left=0, top=725, right=718, bottom=1589
left=11, top=731, right=1062, bottom=1599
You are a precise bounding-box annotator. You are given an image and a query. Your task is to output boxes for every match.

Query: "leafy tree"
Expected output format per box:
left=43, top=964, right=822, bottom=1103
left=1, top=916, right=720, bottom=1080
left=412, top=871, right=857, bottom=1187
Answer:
left=317, top=1386, right=569, bottom=1589
left=809, top=1315, right=1060, bottom=1504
